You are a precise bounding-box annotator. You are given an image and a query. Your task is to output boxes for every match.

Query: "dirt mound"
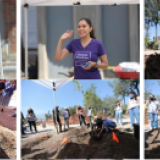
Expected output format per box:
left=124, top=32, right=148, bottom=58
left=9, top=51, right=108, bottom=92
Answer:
left=0, top=108, right=16, bottom=131
left=145, top=53, right=160, bottom=79
left=145, top=130, right=160, bottom=158
left=0, top=126, right=16, bottom=158
left=22, top=127, right=139, bottom=159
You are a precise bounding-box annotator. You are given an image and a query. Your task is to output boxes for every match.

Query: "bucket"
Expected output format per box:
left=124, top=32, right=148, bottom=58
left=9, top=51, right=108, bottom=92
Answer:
left=133, top=123, right=140, bottom=139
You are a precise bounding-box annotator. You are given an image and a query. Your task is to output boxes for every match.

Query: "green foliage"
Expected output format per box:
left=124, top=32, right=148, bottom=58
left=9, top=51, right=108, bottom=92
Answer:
left=145, top=37, right=151, bottom=48
left=45, top=110, right=52, bottom=121
left=102, top=95, right=121, bottom=116
left=108, top=79, right=140, bottom=104
left=145, top=0, right=160, bottom=42
left=153, top=42, right=159, bottom=50
left=68, top=105, right=77, bottom=115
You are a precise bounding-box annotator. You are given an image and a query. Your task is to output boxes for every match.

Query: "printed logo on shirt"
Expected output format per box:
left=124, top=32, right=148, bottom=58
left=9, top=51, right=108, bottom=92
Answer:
left=74, top=51, right=91, bottom=66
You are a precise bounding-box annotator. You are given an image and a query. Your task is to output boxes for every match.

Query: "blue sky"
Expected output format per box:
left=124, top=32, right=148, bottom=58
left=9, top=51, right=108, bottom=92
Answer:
left=148, top=25, right=160, bottom=40
left=21, top=80, right=133, bottom=117
left=145, top=80, right=160, bottom=95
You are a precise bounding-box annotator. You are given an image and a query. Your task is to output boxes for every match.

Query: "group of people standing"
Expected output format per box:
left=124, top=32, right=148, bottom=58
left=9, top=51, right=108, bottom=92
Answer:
left=114, top=91, right=140, bottom=129
left=21, top=91, right=141, bottom=135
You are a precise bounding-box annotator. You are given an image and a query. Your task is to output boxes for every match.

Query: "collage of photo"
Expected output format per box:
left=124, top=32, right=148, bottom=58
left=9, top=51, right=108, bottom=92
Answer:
left=0, top=0, right=159, bottom=160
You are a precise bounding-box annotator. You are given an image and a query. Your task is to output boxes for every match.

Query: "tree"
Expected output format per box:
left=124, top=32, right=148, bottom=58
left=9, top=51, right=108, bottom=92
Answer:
left=45, top=111, right=52, bottom=122
left=102, top=95, right=121, bottom=116
left=108, top=79, right=140, bottom=104
left=145, top=0, right=160, bottom=42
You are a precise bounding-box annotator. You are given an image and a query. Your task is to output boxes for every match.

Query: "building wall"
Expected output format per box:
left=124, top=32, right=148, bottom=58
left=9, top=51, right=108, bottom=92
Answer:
left=24, top=5, right=140, bottom=78
left=0, top=0, right=4, bottom=40
left=2, top=0, right=16, bottom=54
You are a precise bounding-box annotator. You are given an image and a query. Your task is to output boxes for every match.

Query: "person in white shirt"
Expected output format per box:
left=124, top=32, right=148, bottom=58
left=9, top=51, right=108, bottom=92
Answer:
left=128, top=91, right=140, bottom=127
left=147, top=94, right=160, bottom=129
left=87, top=106, right=92, bottom=126
left=114, top=101, right=123, bottom=126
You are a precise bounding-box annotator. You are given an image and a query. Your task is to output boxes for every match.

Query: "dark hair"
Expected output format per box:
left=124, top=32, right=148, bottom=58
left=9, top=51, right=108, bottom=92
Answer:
left=79, top=18, right=96, bottom=39
left=96, top=118, right=103, bottom=128
left=28, top=108, right=34, bottom=114
left=129, top=91, right=137, bottom=100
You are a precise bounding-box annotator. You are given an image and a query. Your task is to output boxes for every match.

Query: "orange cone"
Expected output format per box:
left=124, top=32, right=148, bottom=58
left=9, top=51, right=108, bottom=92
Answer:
left=86, top=141, right=90, bottom=145
left=60, top=138, right=69, bottom=145
left=112, top=132, right=119, bottom=143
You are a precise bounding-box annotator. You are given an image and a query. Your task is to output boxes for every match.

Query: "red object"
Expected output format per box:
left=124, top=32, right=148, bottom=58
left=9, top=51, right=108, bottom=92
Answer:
left=112, top=132, right=119, bottom=143
left=61, top=138, right=69, bottom=145
left=86, top=141, right=90, bottom=145
left=113, top=65, right=139, bottom=79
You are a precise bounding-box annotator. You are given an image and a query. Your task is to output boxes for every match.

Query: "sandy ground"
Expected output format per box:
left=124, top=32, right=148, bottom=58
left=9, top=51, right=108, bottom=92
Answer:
left=145, top=49, right=160, bottom=55
left=0, top=126, right=16, bottom=158
left=21, top=115, right=139, bottom=159
left=0, top=107, right=16, bottom=158
left=145, top=116, right=160, bottom=158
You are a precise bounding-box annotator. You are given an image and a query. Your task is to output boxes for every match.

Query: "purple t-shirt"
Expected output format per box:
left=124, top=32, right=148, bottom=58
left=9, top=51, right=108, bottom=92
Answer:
left=65, top=38, right=106, bottom=79
left=103, top=119, right=115, bottom=123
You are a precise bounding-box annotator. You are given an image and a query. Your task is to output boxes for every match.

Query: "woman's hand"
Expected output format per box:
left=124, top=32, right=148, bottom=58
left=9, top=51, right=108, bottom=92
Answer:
left=60, top=30, right=74, bottom=41
left=82, top=61, right=96, bottom=70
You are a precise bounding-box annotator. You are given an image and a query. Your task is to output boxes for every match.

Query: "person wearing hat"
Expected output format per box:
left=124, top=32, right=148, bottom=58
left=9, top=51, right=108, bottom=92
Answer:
left=62, top=107, right=71, bottom=130
left=96, top=117, right=117, bottom=138
left=147, top=94, right=160, bottom=130
left=52, top=106, right=62, bottom=132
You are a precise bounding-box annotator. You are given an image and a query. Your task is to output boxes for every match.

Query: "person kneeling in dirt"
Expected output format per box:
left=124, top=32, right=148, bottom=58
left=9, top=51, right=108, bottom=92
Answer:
left=63, top=108, right=70, bottom=130
left=96, top=117, right=117, bottom=138
left=53, top=106, right=62, bottom=132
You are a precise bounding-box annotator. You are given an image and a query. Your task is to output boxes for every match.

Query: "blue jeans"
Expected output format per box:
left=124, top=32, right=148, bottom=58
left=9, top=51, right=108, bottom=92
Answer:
left=115, top=110, right=123, bottom=125
left=148, top=113, right=158, bottom=129
left=103, top=120, right=117, bottom=132
left=129, top=107, right=140, bottom=126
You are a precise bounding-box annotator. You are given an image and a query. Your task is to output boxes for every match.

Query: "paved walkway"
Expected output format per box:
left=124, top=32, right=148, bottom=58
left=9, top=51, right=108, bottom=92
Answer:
left=0, top=107, right=16, bottom=131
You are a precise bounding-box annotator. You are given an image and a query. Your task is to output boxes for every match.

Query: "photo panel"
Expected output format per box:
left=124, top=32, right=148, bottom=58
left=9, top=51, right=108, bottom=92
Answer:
left=21, top=79, right=140, bottom=159
left=0, top=0, right=16, bottom=79
left=144, top=80, right=160, bottom=159
left=21, top=3, right=140, bottom=79
left=0, top=80, right=17, bottom=159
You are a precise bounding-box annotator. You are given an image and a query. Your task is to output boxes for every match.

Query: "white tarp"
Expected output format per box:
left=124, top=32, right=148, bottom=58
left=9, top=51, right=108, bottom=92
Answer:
left=31, top=79, right=70, bottom=133
left=32, top=79, right=70, bottom=90
left=21, top=0, right=139, bottom=6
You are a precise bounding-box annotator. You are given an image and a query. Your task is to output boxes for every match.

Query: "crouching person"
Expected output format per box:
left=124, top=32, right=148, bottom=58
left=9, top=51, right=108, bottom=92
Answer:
left=96, top=117, right=117, bottom=138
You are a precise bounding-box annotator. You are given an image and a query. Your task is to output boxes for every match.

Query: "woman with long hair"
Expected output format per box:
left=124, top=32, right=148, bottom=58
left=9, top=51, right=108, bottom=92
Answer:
left=128, top=91, right=140, bottom=127
left=77, top=105, right=87, bottom=127
left=26, top=108, right=37, bottom=132
left=55, top=18, right=108, bottom=79
left=147, top=94, right=160, bottom=130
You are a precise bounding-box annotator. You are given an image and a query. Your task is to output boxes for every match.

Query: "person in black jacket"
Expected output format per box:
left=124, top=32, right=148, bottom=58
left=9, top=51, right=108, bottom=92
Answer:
left=52, top=106, right=62, bottom=132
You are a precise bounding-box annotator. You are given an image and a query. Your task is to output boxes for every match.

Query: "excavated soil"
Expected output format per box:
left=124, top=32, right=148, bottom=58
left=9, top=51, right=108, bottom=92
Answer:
left=0, top=126, right=16, bottom=158
left=145, top=54, right=160, bottom=79
left=22, top=127, right=139, bottom=159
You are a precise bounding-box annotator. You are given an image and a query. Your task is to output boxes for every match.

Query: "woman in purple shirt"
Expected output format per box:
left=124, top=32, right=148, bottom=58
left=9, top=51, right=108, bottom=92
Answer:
left=55, top=18, right=108, bottom=79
